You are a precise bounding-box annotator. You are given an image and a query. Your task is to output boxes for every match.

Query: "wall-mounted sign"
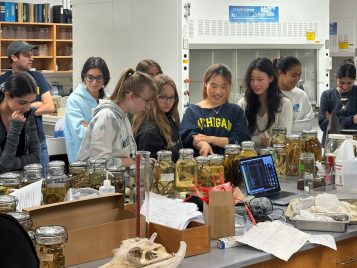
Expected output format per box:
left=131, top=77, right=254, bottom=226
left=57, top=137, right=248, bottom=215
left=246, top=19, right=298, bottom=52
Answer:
left=229, top=6, right=279, bottom=23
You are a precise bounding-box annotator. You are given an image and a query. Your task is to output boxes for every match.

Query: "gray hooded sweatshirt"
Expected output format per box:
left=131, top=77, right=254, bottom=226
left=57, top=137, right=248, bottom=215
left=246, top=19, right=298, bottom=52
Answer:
left=77, top=100, right=136, bottom=166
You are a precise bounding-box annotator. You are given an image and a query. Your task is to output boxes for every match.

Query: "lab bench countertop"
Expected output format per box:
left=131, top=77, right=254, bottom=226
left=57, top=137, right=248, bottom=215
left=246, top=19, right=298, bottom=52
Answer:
left=68, top=177, right=357, bottom=268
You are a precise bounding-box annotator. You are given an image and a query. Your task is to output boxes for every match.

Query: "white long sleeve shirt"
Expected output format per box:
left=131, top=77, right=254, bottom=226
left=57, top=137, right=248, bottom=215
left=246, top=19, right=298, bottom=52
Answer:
left=282, top=87, right=315, bottom=132
left=238, top=96, right=293, bottom=150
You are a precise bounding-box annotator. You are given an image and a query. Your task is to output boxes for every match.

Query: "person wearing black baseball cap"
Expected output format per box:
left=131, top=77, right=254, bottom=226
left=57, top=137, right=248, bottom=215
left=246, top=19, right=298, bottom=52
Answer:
left=0, top=41, right=55, bottom=176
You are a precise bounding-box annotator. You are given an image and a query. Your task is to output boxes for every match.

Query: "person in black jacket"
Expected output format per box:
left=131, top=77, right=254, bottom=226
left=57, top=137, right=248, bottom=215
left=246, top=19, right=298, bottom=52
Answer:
left=0, top=213, right=39, bottom=268
left=133, top=74, right=182, bottom=162
left=319, top=60, right=357, bottom=146
left=0, top=73, right=40, bottom=172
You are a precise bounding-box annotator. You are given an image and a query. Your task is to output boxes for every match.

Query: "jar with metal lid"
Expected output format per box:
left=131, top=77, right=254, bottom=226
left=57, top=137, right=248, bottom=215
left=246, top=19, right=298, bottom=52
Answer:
left=302, top=130, right=322, bottom=162
left=22, top=164, right=44, bottom=187
left=240, top=141, right=258, bottom=158
left=35, top=225, right=67, bottom=268
left=8, top=211, right=35, bottom=243
left=195, top=156, right=211, bottom=187
left=224, top=144, right=242, bottom=186
left=270, top=127, right=287, bottom=146
left=175, top=149, right=197, bottom=199
left=286, top=134, right=303, bottom=176
left=0, top=194, right=18, bottom=213
left=46, top=161, right=69, bottom=204
left=106, top=163, right=126, bottom=194
left=260, top=147, right=276, bottom=161
left=7, top=211, right=32, bottom=231
left=0, top=172, right=21, bottom=194
left=68, top=161, right=89, bottom=188
left=88, top=158, right=107, bottom=190
left=153, top=150, right=175, bottom=197
left=209, top=154, right=224, bottom=186
left=273, top=144, right=287, bottom=176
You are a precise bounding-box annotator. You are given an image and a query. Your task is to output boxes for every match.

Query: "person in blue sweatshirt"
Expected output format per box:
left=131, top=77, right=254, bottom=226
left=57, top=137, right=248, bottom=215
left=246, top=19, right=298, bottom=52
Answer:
left=64, top=57, right=110, bottom=162
left=180, top=64, right=250, bottom=156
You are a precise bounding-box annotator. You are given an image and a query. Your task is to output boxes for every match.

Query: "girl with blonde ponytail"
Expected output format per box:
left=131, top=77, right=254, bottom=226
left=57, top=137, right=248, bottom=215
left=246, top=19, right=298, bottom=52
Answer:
left=78, top=68, right=157, bottom=167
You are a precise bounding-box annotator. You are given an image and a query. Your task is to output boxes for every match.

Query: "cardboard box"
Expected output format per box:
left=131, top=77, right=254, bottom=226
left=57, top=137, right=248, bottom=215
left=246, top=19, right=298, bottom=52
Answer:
left=25, top=193, right=136, bottom=266
left=204, top=191, right=235, bottom=239
left=148, top=221, right=210, bottom=257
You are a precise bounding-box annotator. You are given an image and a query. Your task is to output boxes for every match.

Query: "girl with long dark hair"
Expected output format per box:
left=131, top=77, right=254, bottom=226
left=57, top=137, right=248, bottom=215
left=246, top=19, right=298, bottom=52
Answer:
left=238, top=58, right=293, bottom=150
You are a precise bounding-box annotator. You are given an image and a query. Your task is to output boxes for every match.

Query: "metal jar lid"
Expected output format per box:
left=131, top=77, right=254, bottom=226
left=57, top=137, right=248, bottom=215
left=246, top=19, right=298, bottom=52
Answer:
left=7, top=211, right=31, bottom=222
left=0, top=194, right=18, bottom=204
left=0, top=172, right=21, bottom=186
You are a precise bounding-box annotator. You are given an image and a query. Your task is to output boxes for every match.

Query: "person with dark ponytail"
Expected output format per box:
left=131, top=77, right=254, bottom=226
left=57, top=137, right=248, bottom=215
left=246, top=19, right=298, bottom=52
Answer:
left=274, top=56, right=314, bottom=132
left=0, top=73, right=40, bottom=172
left=78, top=68, right=157, bottom=167
left=318, top=60, right=357, bottom=146
left=64, top=57, right=110, bottom=163
left=238, top=58, right=293, bottom=150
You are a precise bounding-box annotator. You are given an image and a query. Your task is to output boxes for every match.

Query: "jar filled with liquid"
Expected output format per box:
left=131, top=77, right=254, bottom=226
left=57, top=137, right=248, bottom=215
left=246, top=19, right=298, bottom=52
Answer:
left=8, top=211, right=35, bottom=243
left=88, top=158, right=106, bottom=190
left=175, top=149, right=197, bottom=199
left=286, top=134, right=303, bottom=176
left=35, top=225, right=67, bottom=268
left=297, top=152, right=315, bottom=190
left=22, top=164, right=43, bottom=186
left=270, top=127, right=287, bottom=146
left=240, top=141, right=258, bottom=158
left=8, top=211, right=32, bottom=230
left=224, top=144, right=241, bottom=186
left=302, top=130, right=322, bottom=162
left=260, top=147, right=276, bottom=161
left=46, top=161, right=69, bottom=204
left=273, top=144, right=287, bottom=176
left=0, top=172, right=21, bottom=194
left=0, top=195, right=18, bottom=213
left=195, top=156, right=211, bottom=187
left=68, top=161, right=89, bottom=188
left=153, top=150, right=175, bottom=197
left=209, top=154, right=224, bottom=186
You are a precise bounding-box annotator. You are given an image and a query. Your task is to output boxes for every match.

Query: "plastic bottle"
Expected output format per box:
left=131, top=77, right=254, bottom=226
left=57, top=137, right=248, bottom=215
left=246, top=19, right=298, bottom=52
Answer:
left=335, top=136, right=357, bottom=187
left=99, top=179, right=115, bottom=194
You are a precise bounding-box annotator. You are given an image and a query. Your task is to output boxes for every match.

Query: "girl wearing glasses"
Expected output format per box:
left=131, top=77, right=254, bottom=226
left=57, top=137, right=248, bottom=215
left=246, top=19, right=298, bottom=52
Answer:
left=64, top=57, right=110, bottom=162
left=133, top=74, right=182, bottom=162
left=0, top=73, right=40, bottom=172
left=318, top=60, right=357, bottom=146
left=180, top=64, right=250, bottom=156
left=78, top=68, right=157, bottom=167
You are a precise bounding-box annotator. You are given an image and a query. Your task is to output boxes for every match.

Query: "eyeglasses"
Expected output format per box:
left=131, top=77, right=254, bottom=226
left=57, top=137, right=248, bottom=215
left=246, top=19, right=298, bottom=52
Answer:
left=134, top=92, right=152, bottom=106
left=157, top=95, right=176, bottom=102
left=85, top=74, right=104, bottom=83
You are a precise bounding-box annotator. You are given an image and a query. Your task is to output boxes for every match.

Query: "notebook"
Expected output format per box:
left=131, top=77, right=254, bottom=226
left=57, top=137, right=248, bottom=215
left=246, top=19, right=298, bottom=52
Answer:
left=239, top=154, right=297, bottom=205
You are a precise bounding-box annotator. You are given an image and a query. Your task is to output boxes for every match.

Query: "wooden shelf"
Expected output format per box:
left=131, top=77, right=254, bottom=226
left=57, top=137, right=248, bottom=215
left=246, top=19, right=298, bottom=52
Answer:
left=1, top=38, right=53, bottom=42
left=0, top=22, right=72, bottom=73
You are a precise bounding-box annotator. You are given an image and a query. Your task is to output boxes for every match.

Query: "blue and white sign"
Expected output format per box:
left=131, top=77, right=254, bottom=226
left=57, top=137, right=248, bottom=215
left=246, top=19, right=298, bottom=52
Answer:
left=229, top=6, right=279, bottom=23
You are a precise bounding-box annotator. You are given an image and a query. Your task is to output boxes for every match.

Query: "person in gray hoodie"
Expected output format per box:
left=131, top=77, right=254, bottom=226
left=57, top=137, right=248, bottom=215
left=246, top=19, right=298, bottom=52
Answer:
left=64, top=57, right=110, bottom=163
left=78, top=68, right=157, bottom=167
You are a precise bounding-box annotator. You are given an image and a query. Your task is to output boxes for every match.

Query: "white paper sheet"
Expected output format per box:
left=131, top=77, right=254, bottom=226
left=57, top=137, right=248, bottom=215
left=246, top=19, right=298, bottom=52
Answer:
left=140, top=192, right=204, bottom=230
left=237, top=221, right=309, bottom=261
left=10, top=179, right=43, bottom=211
left=308, top=234, right=337, bottom=250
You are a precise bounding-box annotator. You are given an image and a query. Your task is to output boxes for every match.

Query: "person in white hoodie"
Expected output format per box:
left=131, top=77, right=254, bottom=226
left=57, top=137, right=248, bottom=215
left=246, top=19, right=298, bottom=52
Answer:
left=64, top=57, right=110, bottom=163
left=77, top=68, right=157, bottom=168
left=274, top=56, right=314, bottom=132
